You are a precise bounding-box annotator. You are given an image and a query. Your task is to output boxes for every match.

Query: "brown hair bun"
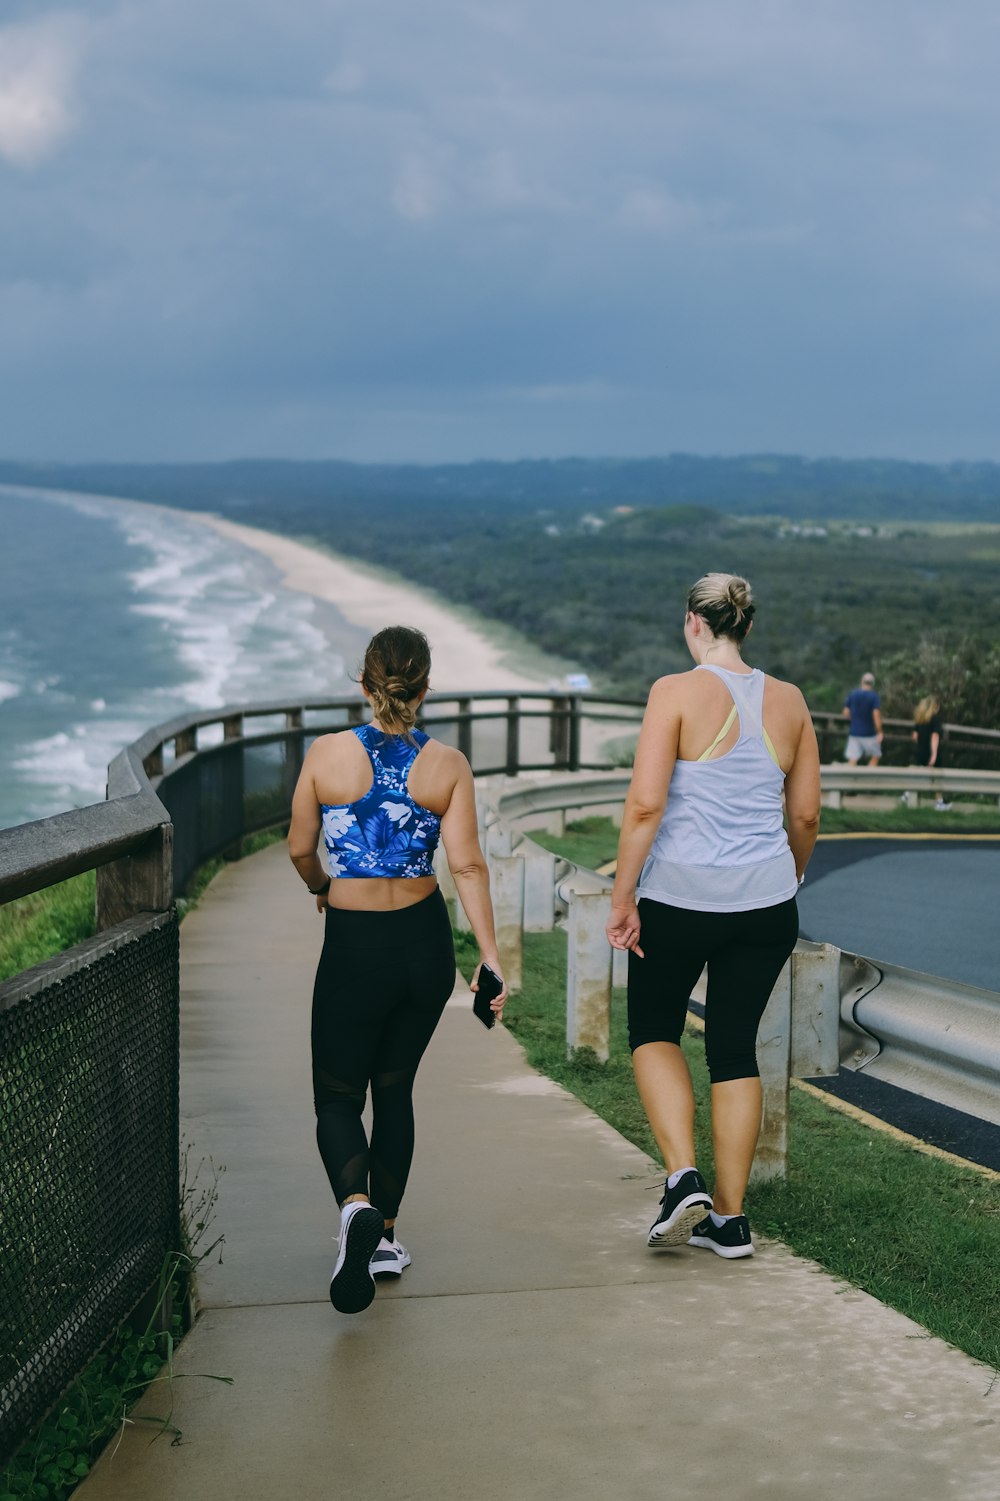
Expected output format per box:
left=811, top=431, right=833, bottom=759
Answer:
left=359, top=626, right=432, bottom=736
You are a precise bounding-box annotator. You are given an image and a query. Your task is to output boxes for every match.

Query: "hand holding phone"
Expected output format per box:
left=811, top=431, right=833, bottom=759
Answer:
left=472, top=962, right=505, bottom=1029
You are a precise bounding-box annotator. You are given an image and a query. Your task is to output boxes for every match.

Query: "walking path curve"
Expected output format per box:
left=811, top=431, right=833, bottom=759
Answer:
left=77, top=842, right=1000, bottom=1501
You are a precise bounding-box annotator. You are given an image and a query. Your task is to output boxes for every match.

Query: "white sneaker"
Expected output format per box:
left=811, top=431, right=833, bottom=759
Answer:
left=935, top=799, right=952, bottom=811
left=329, top=1202, right=384, bottom=1313
left=369, top=1235, right=412, bottom=1277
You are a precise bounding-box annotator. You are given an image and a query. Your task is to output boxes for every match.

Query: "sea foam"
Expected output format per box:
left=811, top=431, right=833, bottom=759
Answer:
left=0, top=486, right=355, bottom=827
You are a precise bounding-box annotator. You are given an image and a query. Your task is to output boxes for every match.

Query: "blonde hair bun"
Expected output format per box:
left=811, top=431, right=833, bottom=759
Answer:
left=727, top=577, right=752, bottom=613
left=687, top=572, right=755, bottom=642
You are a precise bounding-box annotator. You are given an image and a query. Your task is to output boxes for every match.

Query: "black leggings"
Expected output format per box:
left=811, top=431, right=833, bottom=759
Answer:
left=311, top=888, right=455, bottom=1219
left=627, top=897, right=799, bottom=1083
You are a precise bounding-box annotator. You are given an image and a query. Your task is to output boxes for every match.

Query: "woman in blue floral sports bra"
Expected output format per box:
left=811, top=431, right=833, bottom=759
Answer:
left=288, top=625, right=507, bottom=1314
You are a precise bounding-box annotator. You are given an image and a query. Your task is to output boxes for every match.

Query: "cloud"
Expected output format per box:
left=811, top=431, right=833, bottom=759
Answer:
left=391, top=151, right=452, bottom=221
left=502, top=380, right=616, bottom=405
left=324, top=60, right=365, bottom=95
left=2, top=0, right=1000, bottom=462
left=619, top=185, right=720, bottom=238
left=0, top=13, right=84, bottom=169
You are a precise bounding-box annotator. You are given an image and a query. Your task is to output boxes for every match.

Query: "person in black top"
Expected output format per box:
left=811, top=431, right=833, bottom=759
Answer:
left=912, top=695, right=951, bottom=810
left=912, top=695, right=943, bottom=767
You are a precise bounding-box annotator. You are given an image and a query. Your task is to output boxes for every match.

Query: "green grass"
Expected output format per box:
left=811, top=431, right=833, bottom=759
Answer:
left=818, top=804, right=1000, bottom=835
left=530, top=816, right=620, bottom=871
left=0, top=873, right=97, bottom=984
left=480, top=927, right=1000, bottom=1371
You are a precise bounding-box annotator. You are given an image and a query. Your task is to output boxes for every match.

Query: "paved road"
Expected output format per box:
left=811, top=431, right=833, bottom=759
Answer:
left=799, top=835, right=1000, bottom=1168
left=800, top=837, right=1000, bottom=991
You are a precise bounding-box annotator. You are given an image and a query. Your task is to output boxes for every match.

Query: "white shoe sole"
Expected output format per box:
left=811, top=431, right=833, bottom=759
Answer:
left=648, top=1197, right=712, bottom=1247
left=688, top=1232, right=755, bottom=1259
left=370, top=1249, right=412, bottom=1278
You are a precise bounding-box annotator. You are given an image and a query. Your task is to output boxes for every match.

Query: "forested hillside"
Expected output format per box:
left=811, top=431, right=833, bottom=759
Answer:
left=3, top=458, right=1000, bottom=714
left=5, top=453, right=1000, bottom=519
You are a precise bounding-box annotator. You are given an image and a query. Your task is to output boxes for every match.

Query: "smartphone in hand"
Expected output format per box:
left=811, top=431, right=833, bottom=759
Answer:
left=472, top=962, right=504, bottom=1029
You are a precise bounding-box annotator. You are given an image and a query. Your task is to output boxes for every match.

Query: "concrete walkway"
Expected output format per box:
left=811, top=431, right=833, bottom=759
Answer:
left=78, top=842, right=1000, bottom=1501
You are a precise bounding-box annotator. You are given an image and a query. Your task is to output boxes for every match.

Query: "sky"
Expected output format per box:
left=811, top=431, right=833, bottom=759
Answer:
left=2, top=1, right=1000, bottom=465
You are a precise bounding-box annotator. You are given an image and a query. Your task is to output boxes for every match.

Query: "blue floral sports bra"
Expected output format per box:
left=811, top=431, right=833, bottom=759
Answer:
left=320, top=724, right=442, bottom=879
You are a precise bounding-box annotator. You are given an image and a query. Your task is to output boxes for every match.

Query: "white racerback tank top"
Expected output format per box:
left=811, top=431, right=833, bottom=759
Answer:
left=636, top=665, right=798, bottom=913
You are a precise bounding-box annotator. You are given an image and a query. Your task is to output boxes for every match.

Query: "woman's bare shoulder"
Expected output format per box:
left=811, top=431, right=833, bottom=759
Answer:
left=647, top=670, right=693, bottom=699
left=421, top=738, right=468, bottom=777
left=311, top=729, right=361, bottom=747
left=762, top=675, right=810, bottom=715
left=304, top=729, right=362, bottom=761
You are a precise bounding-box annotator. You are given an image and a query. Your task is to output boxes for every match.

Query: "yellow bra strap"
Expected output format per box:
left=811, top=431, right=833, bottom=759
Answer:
left=762, top=726, right=781, bottom=769
left=697, top=705, right=738, bottom=762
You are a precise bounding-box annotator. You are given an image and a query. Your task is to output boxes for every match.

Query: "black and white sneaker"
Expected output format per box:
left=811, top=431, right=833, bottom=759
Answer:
left=688, top=1213, right=755, bottom=1259
left=329, top=1202, right=385, bottom=1313
left=647, top=1169, right=713, bottom=1247
left=369, top=1236, right=412, bottom=1278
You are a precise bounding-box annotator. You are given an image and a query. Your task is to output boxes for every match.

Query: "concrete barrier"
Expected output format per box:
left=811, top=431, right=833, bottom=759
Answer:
left=521, top=845, right=557, bottom=933
left=566, top=887, right=613, bottom=1062
left=490, top=854, right=524, bottom=993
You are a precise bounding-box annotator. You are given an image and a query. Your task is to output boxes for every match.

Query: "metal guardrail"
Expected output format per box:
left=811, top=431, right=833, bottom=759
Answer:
left=821, top=763, right=1000, bottom=806
left=841, top=956, right=1000, bottom=1129
left=493, top=766, right=1000, bottom=825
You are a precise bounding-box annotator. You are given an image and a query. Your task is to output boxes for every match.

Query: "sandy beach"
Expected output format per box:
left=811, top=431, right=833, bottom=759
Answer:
left=1, top=482, right=626, bottom=826
left=198, top=512, right=561, bottom=694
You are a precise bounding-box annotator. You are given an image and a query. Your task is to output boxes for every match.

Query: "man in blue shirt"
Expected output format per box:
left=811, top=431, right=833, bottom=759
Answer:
left=842, top=671, right=883, bottom=765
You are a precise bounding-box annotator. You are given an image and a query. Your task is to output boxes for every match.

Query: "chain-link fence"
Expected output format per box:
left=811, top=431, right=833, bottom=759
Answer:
left=0, top=913, right=179, bottom=1464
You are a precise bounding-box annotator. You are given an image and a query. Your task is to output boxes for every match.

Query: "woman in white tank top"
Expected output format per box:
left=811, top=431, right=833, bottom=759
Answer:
left=607, top=574, right=821, bottom=1259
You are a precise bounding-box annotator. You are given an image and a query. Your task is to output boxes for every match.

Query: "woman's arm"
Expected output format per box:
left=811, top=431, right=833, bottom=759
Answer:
left=607, top=677, right=680, bottom=956
left=440, top=757, right=508, bottom=1012
left=288, top=742, right=330, bottom=911
left=929, top=730, right=940, bottom=767
left=784, top=696, right=822, bottom=881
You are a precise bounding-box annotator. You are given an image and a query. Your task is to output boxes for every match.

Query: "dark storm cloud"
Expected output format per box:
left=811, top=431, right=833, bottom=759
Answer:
left=2, top=1, right=999, bottom=461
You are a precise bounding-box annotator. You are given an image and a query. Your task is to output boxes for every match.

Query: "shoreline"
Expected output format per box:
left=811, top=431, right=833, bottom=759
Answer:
left=0, top=481, right=567, bottom=696
left=189, top=512, right=567, bottom=694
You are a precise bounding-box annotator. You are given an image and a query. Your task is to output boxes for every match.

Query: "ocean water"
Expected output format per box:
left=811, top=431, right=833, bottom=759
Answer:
left=0, top=485, right=367, bottom=829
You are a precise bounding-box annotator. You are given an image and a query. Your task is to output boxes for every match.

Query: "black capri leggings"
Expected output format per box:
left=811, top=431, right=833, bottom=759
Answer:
left=627, top=896, right=799, bottom=1083
left=311, top=887, right=455, bottom=1219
